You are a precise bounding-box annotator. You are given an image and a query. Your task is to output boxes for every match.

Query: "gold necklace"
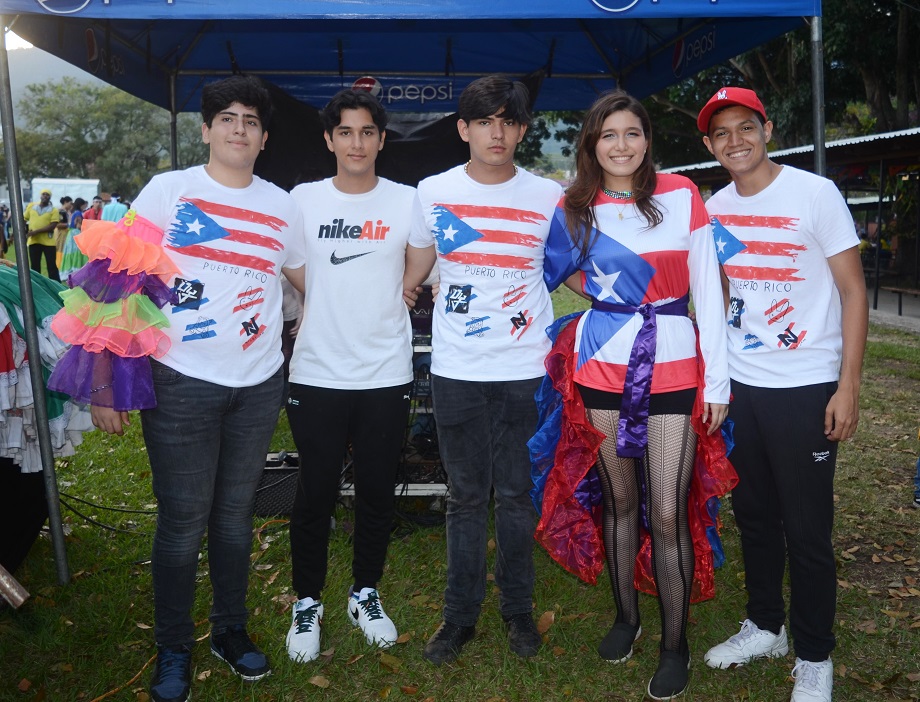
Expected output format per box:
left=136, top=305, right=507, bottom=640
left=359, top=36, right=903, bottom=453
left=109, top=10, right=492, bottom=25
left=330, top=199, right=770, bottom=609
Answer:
left=464, top=159, right=518, bottom=178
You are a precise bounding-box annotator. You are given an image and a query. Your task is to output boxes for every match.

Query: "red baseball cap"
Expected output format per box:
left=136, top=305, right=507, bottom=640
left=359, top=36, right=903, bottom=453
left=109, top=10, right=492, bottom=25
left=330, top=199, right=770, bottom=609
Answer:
left=697, top=87, right=767, bottom=133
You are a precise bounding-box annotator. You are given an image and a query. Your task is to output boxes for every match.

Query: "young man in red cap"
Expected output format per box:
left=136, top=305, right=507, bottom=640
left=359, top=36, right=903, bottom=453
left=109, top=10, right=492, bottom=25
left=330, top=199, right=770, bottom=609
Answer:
left=697, top=87, right=867, bottom=702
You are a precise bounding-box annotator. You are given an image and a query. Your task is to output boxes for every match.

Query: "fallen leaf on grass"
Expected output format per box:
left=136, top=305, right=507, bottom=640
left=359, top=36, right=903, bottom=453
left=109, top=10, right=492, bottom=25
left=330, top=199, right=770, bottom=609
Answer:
left=347, top=653, right=365, bottom=665
left=254, top=563, right=273, bottom=571
left=400, top=685, right=420, bottom=695
left=906, top=672, right=920, bottom=682
left=537, top=611, right=555, bottom=634
left=379, top=652, right=402, bottom=673
left=319, top=648, right=335, bottom=664
left=396, top=632, right=412, bottom=644
left=309, top=675, right=331, bottom=688
left=196, top=670, right=211, bottom=681
left=379, top=686, right=391, bottom=698
left=856, top=620, right=878, bottom=634
left=135, top=692, right=150, bottom=701
left=136, top=622, right=152, bottom=630
left=880, top=609, right=909, bottom=618
left=409, top=595, right=430, bottom=607
left=487, top=538, right=496, bottom=551
left=552, top=645, right=566, bottom=657
left=50, top=663, right=73, bottom=673
left=18, top=679, right=31, bottom=692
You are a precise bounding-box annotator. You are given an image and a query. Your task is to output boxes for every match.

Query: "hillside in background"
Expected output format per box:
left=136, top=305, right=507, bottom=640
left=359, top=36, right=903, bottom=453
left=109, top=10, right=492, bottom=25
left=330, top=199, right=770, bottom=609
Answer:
left=5, top=43, right=106, bottom=122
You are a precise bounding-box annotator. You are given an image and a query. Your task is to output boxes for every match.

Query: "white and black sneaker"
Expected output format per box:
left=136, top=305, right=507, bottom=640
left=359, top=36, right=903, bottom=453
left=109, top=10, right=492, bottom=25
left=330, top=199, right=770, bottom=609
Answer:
left=347, top=587, right=397, bottom=648
left=286, top=597, right=323, bottom=663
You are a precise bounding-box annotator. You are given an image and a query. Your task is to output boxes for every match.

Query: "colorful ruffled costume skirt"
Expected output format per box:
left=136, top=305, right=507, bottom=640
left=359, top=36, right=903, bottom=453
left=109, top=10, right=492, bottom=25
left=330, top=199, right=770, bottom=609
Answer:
left=48, top=214, right=179, bottom=411
left=529, top=313, right=738, bottom=602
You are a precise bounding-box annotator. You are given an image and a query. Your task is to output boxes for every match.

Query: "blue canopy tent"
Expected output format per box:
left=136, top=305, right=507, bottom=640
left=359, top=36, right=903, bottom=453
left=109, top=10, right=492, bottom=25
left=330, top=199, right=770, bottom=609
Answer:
left=0, top=0, right=824, bottom=584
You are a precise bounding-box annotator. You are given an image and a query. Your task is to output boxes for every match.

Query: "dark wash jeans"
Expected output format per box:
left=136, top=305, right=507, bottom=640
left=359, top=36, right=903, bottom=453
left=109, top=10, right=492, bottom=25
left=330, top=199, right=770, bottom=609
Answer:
left=141, top=360, right=284, bottom=647
left=431, top=374, right=540, bottom=627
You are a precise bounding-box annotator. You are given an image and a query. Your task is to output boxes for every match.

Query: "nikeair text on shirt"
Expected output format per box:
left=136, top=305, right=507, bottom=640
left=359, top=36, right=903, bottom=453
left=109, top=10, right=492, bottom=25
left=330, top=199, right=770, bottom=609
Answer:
left=317, top=219, right=390, bottom=240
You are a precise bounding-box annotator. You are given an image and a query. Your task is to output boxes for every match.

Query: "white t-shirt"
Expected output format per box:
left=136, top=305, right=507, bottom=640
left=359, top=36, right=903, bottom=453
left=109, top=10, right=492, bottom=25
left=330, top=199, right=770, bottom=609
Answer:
left=288, top=177, right=421, bottom=390
left=706, top=165, right=857, bottom=388
left=132, top=165, right=306, bottom=387
left=410, top=165, right=562, bottom=382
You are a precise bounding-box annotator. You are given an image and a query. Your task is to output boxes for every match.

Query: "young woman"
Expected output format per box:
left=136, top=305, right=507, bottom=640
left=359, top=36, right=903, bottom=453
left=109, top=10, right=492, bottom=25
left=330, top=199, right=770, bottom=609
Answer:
left=539, top=91, right=729, bottom=700
left=59, top=197, right=88, bottom=283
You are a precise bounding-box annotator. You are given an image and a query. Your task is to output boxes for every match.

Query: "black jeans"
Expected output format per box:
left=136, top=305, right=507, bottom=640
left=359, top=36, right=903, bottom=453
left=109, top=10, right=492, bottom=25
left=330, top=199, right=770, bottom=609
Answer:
left=28, top=243, right=59, bottom=281
left=728, top=379, right=838, bottom=662
left=286, top=382, right=411, bottom=600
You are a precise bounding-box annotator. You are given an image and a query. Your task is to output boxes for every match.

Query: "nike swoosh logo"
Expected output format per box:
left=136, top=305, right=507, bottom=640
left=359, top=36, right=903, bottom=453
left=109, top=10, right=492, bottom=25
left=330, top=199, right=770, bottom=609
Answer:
left=330, top=251, right=373, bottom=265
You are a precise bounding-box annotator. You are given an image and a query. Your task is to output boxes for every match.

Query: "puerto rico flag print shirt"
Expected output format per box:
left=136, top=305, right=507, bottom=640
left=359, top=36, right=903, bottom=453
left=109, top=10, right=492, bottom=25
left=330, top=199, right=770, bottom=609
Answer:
left=705, top=165, right=858, bottom=388
left=131, top=166, right=306, bottom=388
left=411, top=165, right=563, bottom=382
left=543, top=173, right=728, bottom=404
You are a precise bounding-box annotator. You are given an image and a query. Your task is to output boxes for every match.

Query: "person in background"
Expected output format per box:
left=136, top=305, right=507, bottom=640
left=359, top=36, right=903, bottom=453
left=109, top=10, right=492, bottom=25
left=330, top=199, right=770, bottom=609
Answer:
left=102, top=192, right=129, bottom=222
left=697, top=86, right=867, bottom=702
left=403, top=75, right=562, bottom=667
left=59, top=197, right=88, bottom=283
left=539, top=90, right=728, bottom=700
left=23, top=188, right=60, bottom=281
left=83, top=195, right=104, bottom=222
left=56, top=196, right=74, bottom=270
left=0, top=201, right=11, bottom=256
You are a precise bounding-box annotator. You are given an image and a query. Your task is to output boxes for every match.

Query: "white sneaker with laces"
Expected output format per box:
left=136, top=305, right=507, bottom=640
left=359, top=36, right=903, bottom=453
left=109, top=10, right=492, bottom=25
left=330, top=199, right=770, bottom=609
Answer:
left=791, top=657, right=833, bottom=701
left=704, top=619, right=789, bottom=669
left=286, top=596, right=323, bottom=662
left=347, top=587, right=398, bottom=648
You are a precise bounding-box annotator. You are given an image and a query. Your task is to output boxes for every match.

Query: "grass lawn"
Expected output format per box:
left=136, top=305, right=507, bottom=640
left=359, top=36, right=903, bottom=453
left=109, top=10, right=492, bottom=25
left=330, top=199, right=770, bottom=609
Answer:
left=1, top=291, right=918, bottom=701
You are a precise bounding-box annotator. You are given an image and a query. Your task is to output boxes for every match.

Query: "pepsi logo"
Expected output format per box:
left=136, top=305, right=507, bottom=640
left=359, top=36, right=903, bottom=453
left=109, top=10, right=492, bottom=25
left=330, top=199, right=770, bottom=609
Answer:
left=352, top=76, right=383, bottom=98
left=590, top=0, right=643, bottom=12
left=35, top=0, right=92, bottom=14
left=671, top=38, right=686, bottom=77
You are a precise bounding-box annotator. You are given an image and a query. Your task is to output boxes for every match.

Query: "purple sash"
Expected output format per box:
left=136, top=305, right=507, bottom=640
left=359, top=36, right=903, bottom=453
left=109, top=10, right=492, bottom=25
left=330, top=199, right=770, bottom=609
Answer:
left=590, top=293, right=690, bottom=458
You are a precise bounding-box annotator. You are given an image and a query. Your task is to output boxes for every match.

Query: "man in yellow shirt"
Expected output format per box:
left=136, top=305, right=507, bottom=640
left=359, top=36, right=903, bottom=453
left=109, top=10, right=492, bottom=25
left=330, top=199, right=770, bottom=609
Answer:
left=23, top=188, right=61, bottom=281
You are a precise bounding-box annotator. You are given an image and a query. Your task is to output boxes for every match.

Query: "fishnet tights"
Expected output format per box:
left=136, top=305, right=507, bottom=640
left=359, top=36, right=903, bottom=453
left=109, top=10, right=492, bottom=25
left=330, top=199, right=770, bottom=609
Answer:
left=587, top=408, right=697, bottom=653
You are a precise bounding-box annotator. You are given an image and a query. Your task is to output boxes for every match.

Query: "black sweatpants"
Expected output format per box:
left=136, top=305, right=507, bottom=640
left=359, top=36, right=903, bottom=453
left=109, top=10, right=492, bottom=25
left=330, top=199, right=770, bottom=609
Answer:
left=728, top=379, right=838, bottom=662
left=286, top=382, right=411, bottom=600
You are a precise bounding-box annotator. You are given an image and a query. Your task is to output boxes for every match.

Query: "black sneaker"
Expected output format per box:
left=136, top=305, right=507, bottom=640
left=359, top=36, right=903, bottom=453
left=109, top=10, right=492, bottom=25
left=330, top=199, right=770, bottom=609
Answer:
left=647, top=650, right=691, bottom=701
left=210, top=625, right=271, bottom=681
left=598, top=622, right=642, bottom=663
left=150, top=644, right=192, bottom=702
left=423, top=620, right=476, bottom=665
left=504, top=612, right=542, bottom=658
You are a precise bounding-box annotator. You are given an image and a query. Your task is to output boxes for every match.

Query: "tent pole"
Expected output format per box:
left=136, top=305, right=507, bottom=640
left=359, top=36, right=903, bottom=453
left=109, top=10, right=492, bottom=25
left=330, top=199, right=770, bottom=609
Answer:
left=0, top=18, right=70, bottom=585
left=810, top=15, right=826, bottom=177
left=169, top=73, right=178, bottom=171
left=873, top=159, right=885, bottom=310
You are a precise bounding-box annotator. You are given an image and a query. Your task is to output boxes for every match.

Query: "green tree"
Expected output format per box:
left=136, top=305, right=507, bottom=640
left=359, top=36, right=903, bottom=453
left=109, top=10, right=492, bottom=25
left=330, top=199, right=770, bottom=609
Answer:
left=13, top=80, right=207, bottom=199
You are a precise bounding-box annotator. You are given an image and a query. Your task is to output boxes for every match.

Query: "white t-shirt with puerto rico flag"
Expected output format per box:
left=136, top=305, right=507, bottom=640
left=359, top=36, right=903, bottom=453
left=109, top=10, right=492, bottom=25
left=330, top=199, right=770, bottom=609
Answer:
left=131, top=165, right=306, bottom=388
left=707, top=165, right=857, bottom=388
left=410, top=165, right=562, bottom=382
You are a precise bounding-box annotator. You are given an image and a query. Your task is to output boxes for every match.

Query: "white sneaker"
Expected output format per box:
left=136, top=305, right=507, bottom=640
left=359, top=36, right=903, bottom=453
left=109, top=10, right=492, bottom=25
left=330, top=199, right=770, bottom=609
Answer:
left=704, top=619, right=789, bottom=669
left=286, top=596, right=323, bottom=662
left=347, top=587, right=397, bottom=648
left=791, top=658, right=833, bottom=701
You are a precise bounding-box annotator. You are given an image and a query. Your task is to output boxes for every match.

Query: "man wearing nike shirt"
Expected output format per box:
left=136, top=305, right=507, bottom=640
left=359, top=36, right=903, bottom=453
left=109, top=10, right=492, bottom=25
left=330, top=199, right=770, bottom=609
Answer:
left=284, top=89, right=427, bottom=664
